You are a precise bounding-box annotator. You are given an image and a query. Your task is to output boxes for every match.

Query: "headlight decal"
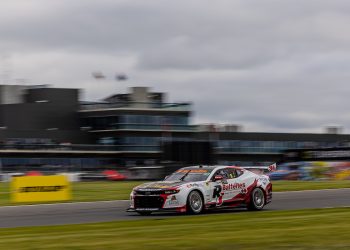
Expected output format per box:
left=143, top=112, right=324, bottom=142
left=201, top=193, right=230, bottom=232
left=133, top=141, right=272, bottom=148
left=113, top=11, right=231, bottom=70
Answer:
left=164, top=189, right=180, bottom=194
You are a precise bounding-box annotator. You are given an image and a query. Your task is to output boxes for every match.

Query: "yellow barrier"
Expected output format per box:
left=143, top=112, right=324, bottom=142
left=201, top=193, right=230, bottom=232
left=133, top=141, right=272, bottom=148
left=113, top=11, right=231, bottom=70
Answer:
left=334, top=169, right=350, bottom=180
left=11, top=175, right=71, bottom=203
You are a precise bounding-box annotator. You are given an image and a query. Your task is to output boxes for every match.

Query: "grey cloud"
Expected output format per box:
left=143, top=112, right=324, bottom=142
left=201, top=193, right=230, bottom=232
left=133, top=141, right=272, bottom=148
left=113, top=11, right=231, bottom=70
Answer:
left=1, top=0, right=350, bottom=132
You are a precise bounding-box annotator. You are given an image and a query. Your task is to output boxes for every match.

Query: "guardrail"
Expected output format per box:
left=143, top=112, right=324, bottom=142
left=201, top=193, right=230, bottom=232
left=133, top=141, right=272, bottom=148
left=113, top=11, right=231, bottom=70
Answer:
left=80, top=102, right=192, bottom=111
left=89, top=124, right=196, bottom=131
left=0, top=144, right=120, bottom=151
left=0, top=144, right=163, bottom=152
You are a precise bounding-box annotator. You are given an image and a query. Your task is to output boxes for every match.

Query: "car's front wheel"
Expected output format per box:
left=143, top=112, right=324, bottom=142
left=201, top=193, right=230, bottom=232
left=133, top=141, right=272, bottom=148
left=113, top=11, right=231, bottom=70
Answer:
left=187, top=190, right=204, bottom=214
left=248, top=188, right=265, bottom=211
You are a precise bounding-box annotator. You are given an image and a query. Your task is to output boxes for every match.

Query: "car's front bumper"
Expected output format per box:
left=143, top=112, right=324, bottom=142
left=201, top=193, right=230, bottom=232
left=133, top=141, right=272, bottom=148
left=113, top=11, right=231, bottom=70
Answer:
left=129, top=193, right=187, bottom=213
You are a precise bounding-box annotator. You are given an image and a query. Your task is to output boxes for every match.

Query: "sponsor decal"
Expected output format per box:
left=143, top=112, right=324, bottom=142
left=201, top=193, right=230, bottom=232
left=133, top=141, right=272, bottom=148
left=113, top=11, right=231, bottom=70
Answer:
left=140, top=182, right=180, bottom=189
left=136, top=208, right=159, bottom=211
left=176, top=169, right=209, bottom=173
left=259, top=177, right=268, bottom=185
left=168, top=195, right=179, bottom=206
left=240, top=188, right=248, bottom=194
left=152, top=185, right=171, bottom=189
left=212, top=185, right=224, bottom=206
left=222, top=183, right=246, bottom=191
left=19, top=186, right=66, bottom=193
left=186, top=183, right=199, bottom=188
left=169, top=200, right=179, bottom=206
left=212, top=185, right=222, bottom=198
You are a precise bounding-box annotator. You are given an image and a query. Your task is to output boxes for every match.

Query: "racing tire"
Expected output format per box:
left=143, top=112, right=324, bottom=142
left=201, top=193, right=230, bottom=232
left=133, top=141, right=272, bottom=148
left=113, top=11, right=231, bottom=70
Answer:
left=137, top=211, right=152, bottom=216
left=186, top=190, right=204, bottom=214
left=248, top=188, right=265, bottom=211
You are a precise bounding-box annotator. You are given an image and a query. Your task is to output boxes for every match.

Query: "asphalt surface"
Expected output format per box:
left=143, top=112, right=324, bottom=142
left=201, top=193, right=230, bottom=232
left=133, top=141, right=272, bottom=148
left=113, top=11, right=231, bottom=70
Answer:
left=0, top=188, right=349, bottom=228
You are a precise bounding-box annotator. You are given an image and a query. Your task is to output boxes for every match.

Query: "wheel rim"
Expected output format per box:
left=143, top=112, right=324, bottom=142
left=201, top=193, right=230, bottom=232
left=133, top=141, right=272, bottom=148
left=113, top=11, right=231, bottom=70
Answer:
left=253, top=189, right=264, bottom=209
left=189, top=192, right=202, bottom=212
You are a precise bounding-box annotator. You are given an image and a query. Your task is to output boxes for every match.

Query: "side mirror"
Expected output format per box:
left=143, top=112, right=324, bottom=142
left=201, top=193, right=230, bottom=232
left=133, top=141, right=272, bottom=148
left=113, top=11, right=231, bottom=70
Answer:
left=164, top=175, right=169, bottom=180
left=214, top=175, right=223, bottom=181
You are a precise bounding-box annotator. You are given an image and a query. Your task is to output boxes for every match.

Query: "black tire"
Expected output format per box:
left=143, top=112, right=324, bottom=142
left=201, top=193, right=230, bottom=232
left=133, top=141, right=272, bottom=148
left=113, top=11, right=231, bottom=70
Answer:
left=137, top=211, right=152, bottom=216
left=187, top=190, right=204, bottom=214
left=248, top=188, right=265, bottom=211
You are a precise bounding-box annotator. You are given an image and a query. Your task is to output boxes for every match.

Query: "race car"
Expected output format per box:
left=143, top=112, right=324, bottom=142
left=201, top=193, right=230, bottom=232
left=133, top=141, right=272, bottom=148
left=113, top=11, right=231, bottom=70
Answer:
left=127, top=164, right=275, bottom=215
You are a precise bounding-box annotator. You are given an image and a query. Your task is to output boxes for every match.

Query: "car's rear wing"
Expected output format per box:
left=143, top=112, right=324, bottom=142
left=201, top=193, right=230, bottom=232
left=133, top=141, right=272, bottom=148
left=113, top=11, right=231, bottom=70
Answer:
left=240, top=163, right=277, bottom=174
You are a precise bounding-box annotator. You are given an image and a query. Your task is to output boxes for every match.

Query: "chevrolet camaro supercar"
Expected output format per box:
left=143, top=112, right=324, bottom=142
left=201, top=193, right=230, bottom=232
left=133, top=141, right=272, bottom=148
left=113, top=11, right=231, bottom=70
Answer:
left=127, top=164, right=276, bottom=215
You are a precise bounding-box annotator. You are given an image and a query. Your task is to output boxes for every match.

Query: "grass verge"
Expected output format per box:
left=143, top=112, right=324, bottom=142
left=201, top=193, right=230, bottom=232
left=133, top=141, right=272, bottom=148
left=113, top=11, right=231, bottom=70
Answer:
left=0, top=181, right=143, bottom=206
left=1, top=208, right=349, bottom=249
left=0, top=180, right=349, bottom=206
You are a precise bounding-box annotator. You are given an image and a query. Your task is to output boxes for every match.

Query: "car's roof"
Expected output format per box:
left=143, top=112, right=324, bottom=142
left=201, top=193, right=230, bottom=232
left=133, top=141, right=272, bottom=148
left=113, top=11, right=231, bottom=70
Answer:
left=179, top=165, right=241, bottom=171
left=181, top=165, right=217, bottom=170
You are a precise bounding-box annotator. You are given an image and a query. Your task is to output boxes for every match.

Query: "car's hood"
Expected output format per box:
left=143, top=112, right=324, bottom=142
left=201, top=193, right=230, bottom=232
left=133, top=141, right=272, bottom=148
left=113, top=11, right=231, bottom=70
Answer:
left=135, top=181, right=185, bottom=190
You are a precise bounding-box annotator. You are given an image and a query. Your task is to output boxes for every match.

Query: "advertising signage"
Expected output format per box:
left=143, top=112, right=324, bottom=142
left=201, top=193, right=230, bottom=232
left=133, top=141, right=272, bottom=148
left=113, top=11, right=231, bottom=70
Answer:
left=283, top=147, right=350, bottom=161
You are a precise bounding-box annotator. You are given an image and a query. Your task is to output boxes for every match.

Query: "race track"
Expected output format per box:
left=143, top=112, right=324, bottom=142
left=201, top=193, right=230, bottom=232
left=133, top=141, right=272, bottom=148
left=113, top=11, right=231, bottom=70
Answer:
left=1, top=188, right=349, bottom=228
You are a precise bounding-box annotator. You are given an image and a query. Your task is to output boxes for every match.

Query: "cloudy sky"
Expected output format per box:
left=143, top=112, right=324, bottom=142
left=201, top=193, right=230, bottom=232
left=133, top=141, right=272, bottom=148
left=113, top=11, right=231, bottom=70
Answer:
left=1, top=0, right=350, bottom=133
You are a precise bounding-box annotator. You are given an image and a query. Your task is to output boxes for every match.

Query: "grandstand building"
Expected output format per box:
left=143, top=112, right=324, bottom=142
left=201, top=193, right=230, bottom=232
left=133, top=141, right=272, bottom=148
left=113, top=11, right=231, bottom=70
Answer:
left=0, top=84, right=349, bottom=172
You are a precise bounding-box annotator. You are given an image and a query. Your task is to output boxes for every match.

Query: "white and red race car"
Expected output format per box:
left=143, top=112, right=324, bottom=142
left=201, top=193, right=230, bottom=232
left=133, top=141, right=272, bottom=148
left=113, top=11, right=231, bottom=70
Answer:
left=128, top=164, right=275, bottom=215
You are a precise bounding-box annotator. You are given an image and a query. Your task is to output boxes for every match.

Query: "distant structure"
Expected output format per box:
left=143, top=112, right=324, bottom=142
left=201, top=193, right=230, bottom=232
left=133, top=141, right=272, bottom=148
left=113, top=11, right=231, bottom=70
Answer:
left=92, top=71, right=105, bottom=79
left=0, top=84, right=85, bottom=143
left=325, top=126, right=343, bottom=135
left=116, top=73, right=128, bottom=81
left=80, top=86, right=192, bottom=167
left=92, top=72, right=128, bottom=81
left=0, top=55, right=12, bottom=85
left=0, top=84, right=349, bottom=173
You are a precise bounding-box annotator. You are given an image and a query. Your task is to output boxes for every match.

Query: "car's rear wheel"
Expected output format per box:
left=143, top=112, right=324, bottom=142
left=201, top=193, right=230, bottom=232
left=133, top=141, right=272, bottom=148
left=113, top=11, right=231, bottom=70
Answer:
left=187, top=190, right=204, bottom=214
left=248, top=188, right=265, bottom=211
left=137, top=211, right=152, bottom=216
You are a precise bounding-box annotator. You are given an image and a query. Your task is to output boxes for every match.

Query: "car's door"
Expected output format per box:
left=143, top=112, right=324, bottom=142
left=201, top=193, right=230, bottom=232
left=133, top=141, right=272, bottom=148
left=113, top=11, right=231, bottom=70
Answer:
left=223, top=168, right=246, bottom=202
left=208, top=168, right=229, bottom=206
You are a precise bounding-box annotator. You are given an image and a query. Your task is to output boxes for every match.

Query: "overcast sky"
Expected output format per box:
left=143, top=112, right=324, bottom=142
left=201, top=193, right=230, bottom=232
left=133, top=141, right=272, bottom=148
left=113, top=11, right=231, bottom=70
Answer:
left=1, top=0, right=350, bottom=133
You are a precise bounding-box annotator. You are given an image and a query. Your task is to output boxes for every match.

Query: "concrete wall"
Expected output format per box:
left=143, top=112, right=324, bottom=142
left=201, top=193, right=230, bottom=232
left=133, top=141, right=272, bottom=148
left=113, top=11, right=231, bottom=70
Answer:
left=0, top=85, right=27, bottom=104
left=0, top=86, right=92, bottom=144
left=129, top=87, right=151, bottom=108
left=26, top=88, right=79, bottom=106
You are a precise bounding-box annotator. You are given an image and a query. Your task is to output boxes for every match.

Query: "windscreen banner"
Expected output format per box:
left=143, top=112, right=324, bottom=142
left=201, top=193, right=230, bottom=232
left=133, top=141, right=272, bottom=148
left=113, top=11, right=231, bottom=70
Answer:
left=11, top=175, right=71, bottom=202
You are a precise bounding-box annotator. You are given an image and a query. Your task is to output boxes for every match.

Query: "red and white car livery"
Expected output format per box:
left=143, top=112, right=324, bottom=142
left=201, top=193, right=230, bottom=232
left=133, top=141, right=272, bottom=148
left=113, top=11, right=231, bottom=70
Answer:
left=128, top=164, right=274, bottom=215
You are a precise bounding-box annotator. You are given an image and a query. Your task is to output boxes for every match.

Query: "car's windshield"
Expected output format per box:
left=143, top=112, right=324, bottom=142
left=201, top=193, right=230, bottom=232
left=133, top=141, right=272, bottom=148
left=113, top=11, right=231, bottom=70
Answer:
left=165, top=169, right=213, bottom=182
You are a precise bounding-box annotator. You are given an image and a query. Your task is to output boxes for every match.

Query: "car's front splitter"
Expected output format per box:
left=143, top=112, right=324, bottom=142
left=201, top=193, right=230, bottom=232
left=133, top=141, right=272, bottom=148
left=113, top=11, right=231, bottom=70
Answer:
left=127, top=206, right=187, bottom=214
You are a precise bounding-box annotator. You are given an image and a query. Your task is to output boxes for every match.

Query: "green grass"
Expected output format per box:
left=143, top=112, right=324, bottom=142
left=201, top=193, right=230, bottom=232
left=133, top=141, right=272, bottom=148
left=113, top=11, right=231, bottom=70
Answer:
left=0, top=180, right=349, bottom=206
left=1, top=208, right=350, bottom=249
left=0, top=181, right=144, bottom=206
left=68, top=181, right=144, bottom=202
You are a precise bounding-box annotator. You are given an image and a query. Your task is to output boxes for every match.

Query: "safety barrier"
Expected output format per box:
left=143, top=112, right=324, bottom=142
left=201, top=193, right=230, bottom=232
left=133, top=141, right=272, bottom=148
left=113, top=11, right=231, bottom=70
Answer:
left=10, top=175, right=71, bottom=203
